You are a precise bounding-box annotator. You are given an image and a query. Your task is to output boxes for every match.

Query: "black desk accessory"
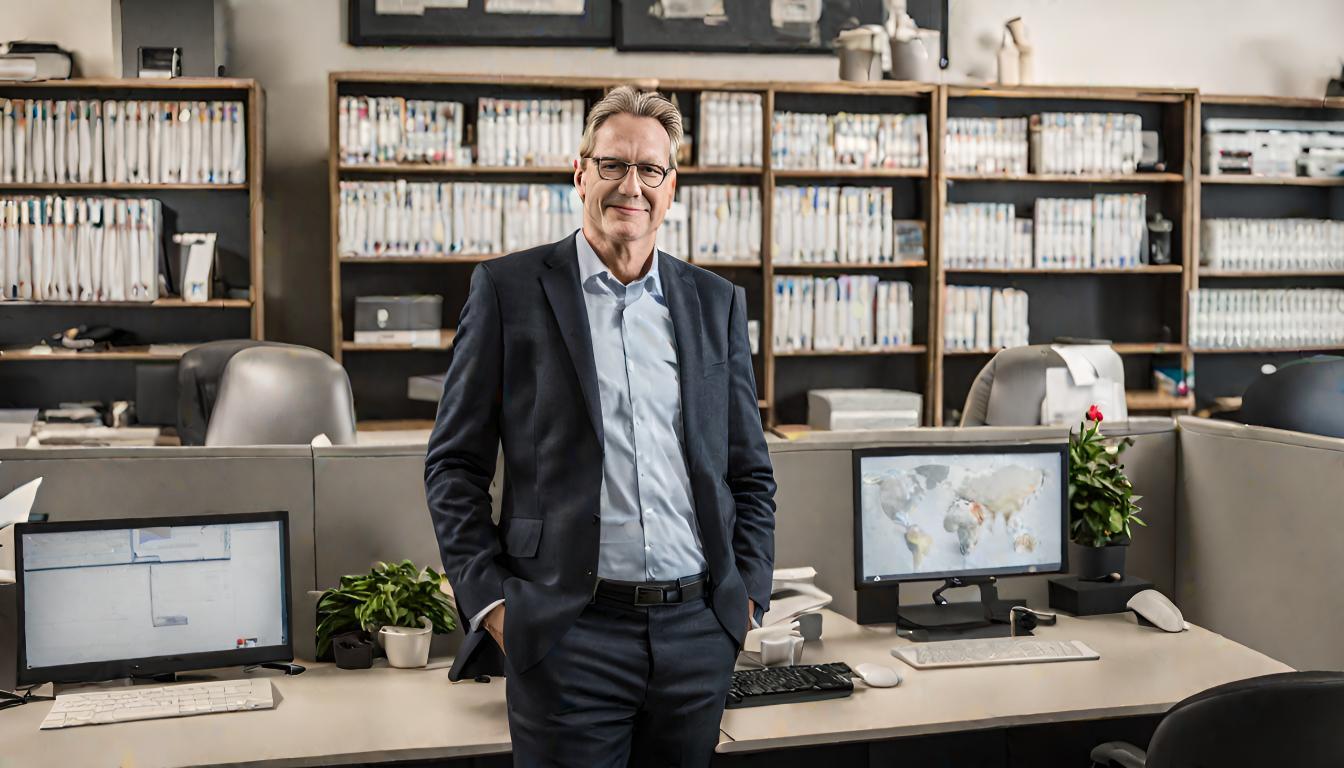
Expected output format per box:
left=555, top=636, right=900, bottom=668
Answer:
left=726, top=662, right=854, bottom=709
left=864, top=576, right=1029, bottom=641
left=1048, top=575, right=1153, bottom=616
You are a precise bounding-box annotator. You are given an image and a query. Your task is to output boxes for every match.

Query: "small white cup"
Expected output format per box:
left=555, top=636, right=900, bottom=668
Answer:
left=759, top=633, right=804, bottom=667
left=379, top=617, right=433, bottom=668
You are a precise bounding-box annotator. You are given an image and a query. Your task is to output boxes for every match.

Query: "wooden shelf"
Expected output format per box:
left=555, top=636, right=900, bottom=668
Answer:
left=342, top=329, right=456, bottom=352
left=1112, top=342, right=1184, bottom=355
left=690, top=260, right=762, bottom=269
left=0, top=182, right=247, bottom=191
left=946, top=265, right=1182, bottom=275
left=947, top=172, right=1183, bottom=184
left=1, top=298, right=251, bottom=308
left=1126, top=390, right=1194, bottom=411
left=339, top=163, right=571, bottom=175
left=1198, top=270, right=1344, bottom=278
left=757, top=400, right=769, bottom=409
left=1200, top=175, right=1344, bottom=187
left=357, top=418, right=436, bottom=432
left=0, top=346, right=189, bottom=362
left=947, top=85, right=1190, bottom=103
left=943, top=348, right=1002, bottom=356
left=340, top=254, right=502, bottom=264
left=773, top=261, right=928, bottom=270
left=0, top=77, right=258, bottom=91
left=773, top=167, right=928, bottom=179
left=677, top=166, right=763, bottom=176
left=774, top=345, right=926, bottom=357
left=1191, top=345, right=1344, bottom=355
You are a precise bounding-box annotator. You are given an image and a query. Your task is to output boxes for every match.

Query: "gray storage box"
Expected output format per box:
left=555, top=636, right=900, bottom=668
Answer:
left=354, top=295, right=443, bottom=345
left=807, top=388, right=922, bottom=430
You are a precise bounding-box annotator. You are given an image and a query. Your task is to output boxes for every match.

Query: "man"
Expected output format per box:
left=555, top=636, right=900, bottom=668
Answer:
left=425, top=85, right=776, bottom=767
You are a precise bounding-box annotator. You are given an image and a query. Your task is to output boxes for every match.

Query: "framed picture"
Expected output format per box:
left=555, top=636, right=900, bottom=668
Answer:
left=348, top=0, right=614, bottom=47
left=615, top=0, right=883, bottom=54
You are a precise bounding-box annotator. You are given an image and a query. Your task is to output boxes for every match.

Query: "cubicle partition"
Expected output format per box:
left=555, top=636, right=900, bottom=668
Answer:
left=769, top=418, right=1179, bottom=622
left=1176, top=416, right=1344, bottom=671
left=0, top=447, right=320, bottom=659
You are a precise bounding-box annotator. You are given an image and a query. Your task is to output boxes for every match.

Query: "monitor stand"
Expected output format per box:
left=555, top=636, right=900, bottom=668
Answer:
left=857, top=576, right=1028, bottom=642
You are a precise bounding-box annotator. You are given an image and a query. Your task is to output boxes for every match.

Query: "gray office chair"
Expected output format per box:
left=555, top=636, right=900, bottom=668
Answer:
left=177, top=339, right=286, bottom=446
left=959, top=343, right=1126, bottom=426
left=1090, top=671, right=1344, bottom=767
left=1240, top=356, right=1344, bottom=439
left=204, top=345, right=357, bottom=446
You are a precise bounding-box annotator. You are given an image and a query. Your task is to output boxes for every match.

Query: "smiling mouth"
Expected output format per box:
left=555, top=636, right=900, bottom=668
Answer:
left=607, top=203, right=647, bottom=214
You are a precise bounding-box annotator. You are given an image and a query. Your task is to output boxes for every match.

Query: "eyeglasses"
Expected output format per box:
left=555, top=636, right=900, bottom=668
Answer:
left=584, top=156, right=672, bottom=188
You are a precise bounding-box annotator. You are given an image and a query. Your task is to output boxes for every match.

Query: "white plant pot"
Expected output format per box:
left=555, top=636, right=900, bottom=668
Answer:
left=379, top=617, right=433, bottom=668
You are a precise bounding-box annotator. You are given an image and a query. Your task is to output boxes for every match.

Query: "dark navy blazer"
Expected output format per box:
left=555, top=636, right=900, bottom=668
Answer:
left=425, top=234, right=777, bottom=681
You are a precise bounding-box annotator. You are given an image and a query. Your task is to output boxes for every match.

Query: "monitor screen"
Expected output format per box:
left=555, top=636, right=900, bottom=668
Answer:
left=16, top=511, right=291, bottom=684
left=853, top=445, right=1067, bottom=586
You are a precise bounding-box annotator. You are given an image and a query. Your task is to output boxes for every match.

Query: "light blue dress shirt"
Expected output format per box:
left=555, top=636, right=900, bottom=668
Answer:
left=574, top=230, right=708, bottom=582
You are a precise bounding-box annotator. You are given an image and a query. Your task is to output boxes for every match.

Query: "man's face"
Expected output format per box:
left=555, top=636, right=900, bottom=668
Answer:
left=574, top=113, right=677, bottom=246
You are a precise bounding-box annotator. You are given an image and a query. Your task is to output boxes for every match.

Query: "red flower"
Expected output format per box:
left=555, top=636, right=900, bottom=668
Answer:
left=1087, top=405, right=1104, bottom=423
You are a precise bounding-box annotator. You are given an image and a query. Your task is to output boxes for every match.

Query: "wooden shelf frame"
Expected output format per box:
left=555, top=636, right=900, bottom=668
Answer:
left=0, top=78, right=265, bottom=403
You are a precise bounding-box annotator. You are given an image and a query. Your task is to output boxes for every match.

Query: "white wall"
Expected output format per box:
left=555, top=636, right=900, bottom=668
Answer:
left=3, top=0, right=1342, bottom=346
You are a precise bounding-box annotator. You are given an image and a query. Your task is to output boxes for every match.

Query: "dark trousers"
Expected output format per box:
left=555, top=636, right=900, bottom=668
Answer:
left=504, top=594, right=737, bottom=768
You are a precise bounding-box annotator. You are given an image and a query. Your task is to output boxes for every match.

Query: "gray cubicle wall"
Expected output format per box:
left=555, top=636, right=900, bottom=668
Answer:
left=1177, top=417, right=1344, bottom=671
left=312, top=444, right=503, bottom=658
left=769, top=418, right=1178, bottom=621
left=0, top=447, right=320, bottom=659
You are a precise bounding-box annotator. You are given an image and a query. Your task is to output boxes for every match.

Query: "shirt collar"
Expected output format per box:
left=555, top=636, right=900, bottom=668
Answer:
left=574, top=230, right=663, bottom=296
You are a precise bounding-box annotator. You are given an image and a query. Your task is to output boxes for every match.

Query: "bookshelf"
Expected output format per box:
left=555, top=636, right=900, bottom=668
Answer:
left=935, top=85, right=1197, bottom=425
left=0, top=78, right=265, bottom=411
left=1190, top=94, right=1344, bottom=408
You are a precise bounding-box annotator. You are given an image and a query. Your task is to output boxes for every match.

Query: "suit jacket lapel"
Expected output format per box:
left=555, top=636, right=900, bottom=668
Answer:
left=660, top=252, right=705, bottom=476
left=540, top=237, right=604, bottom=447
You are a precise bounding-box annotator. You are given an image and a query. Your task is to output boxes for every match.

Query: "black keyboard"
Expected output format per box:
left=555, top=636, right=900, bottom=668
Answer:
left=725, top=662, right=854, bottom=709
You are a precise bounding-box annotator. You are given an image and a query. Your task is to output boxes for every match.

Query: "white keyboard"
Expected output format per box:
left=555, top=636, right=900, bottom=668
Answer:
left=40, top=678, right=274, bottom=730
left=892, top=638, right=1101, bottom=670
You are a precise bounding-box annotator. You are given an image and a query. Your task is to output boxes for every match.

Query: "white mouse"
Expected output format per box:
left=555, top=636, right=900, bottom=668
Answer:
left=853, top=662, right=902, bottom=688
left=1126, top=589, right=1190, bottom=633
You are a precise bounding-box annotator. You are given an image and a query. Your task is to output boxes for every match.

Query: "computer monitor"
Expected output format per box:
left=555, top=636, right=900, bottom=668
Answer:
left=14, top=511, right=291, bottom=686
left=852, top=444, right=1068, bottom=633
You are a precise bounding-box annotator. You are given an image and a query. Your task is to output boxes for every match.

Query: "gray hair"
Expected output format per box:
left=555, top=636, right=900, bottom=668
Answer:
left=578, top=85, right=683, bottom=169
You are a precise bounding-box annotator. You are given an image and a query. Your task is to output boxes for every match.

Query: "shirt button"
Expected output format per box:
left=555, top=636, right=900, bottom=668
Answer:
left=644, top=508, right=653, bottom=515
left=645, top=545, right=652, bottom=552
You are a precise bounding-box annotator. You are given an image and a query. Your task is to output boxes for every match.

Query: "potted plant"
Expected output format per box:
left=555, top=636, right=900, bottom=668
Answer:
left=1068, top=405, right=1145, bottom=580
left=316, top=560, right=457, bottom=669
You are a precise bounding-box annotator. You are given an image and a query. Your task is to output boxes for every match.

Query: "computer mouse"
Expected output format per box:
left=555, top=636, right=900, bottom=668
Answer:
left=1126, top=589, right=1190, bottom=633
left=853, top=662, right=902, bottom=688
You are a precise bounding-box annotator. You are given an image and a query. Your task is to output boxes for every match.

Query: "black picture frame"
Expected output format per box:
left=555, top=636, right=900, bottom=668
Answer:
left=851, top=443, right=1070, bottom=591
left=614, top=0, right=883, bottom=54
left=15, top=510, right=293, bottom=687
left=348, top=0, right=614, bottom=47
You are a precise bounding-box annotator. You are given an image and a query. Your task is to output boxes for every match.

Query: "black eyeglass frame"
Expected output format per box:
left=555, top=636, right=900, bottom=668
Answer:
left=583, top=155, right=674, bottom=188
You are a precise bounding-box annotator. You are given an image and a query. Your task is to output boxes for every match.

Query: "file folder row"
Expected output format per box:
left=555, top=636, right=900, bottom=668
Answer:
left=477, top=97, right=585, bottom=168
left=0, top=195, right=162, bottom=302
left=772, top=275, right=914, bottom=352
left=1190, top=289, right=1344, bottom=349
left=942, top=203, right=1033, bottom=269
left=945, top=117, right=1028, bottom=175
left=1029, top=112, right=1144, bottom=175
left=658, top=185, right=760, bottom=263
left=338, top=96, right=468, bottom=166
left=0, top=99, right=246, bottom=184
left=697, top=92, right=763, bottom=167
left=773, top=186, right=923, bottom=265
left=1201, top=218, right=1344, bottom=273
left=771, top=112, right=927, bottom=170
left=1035, top=194, right=1147, bottom=269
left=338, top=181, right=581, bottom=258
left=944, top=286, right=1029, bottom=351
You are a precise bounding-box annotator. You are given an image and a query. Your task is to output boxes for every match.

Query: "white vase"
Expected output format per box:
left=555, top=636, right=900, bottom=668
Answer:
left=379, top=617, right=433, bottom=668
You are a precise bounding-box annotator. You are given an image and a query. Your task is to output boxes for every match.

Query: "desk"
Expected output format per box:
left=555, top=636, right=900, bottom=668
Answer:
left=719, top=610, right=1292, bottom=754
left=0, top=610, right=1291, bottom=767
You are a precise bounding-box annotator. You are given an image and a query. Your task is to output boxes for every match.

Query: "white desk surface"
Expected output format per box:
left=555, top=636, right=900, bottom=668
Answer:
left=718, top=609, right=1292, bottom=754
left=0, top=610, right=1292, bottom=766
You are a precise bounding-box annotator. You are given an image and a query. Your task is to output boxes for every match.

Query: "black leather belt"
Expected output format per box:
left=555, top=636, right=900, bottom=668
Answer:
left=594, top=573, right=708, bottom=606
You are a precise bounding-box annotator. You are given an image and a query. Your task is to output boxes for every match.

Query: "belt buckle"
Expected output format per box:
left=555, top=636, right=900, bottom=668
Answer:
left=634, top=585, right=664, bottom=606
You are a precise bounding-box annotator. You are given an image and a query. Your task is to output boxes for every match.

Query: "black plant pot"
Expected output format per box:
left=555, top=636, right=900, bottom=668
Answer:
left=1072, top=541, right=1128, bottom=580
left=332, top=630, right=375, bottom=670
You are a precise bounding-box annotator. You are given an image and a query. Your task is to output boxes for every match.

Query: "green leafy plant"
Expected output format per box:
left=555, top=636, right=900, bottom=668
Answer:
left=315, top=560, right=458, bottom=659
left=1068, top=405, right=1145, bottom=548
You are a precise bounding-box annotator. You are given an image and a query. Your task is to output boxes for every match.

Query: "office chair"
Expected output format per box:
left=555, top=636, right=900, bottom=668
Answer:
left=959, top=343, right=1126, bottom=426
left=1240, top=356, right=1344, bottom=439
left=177, top=339, right=285, bottom=445
left=204, top=345, right=358, bottom=446
left=1090, top=671, right=1344, bottom=768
